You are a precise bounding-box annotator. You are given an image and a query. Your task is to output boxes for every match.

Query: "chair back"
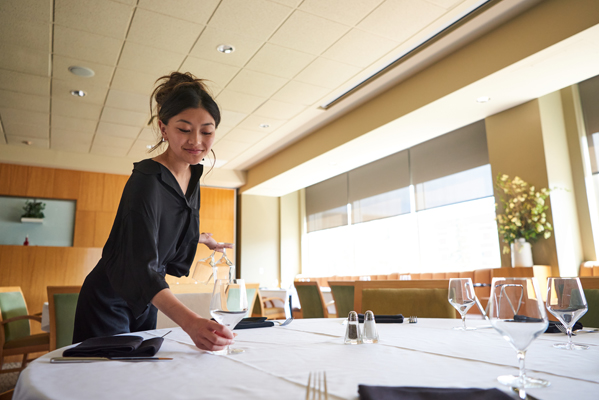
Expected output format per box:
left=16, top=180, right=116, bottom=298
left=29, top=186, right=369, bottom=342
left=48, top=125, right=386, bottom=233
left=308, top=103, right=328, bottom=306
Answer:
left=245, top=283, right=259, bottom=317
left=47, top=286, right=81, bottom=350
left=579, top=277, right=599, bottom=329
left=491, top=267, right=534, bottom=278
left=0, top=287, right=30, bottom=342
left=294, top=281, right=328, bottom=318
left=361, top=288, right=456, bottom=318
left=328, top=281, right=354, bottom=319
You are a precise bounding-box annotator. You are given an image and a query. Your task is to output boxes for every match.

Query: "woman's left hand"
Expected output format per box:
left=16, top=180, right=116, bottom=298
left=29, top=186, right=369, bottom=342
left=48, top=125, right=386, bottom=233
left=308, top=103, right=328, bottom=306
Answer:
left=199, top=232, right=233, bottom=251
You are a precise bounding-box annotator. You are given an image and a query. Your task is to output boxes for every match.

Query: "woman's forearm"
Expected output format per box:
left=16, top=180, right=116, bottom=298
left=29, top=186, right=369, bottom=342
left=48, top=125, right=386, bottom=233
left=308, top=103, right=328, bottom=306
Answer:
left=151, top=288, right=201, bottom=331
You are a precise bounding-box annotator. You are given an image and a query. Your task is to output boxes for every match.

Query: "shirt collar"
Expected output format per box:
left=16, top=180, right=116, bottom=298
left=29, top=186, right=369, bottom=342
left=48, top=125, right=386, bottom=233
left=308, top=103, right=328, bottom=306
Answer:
left=134, top=159, right=204, bottom=200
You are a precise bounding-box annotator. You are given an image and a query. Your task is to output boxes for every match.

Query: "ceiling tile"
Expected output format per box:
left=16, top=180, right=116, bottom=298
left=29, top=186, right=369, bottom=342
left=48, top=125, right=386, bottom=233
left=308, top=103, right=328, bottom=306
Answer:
left=93, top=134, right=134, bottom=148
left=245, top=43, right=315, bottom=79
left=0, top=91, right=49, bottom=113
left=51, top=115, right=98, bottom=134
left=111, top=68, right=158, bottom=95
left=295, top=58, right=361, bottom=89
left=180, top=57, right=240, bottom=90
left=212, top=138, right=250, bottom=154
left=101, top=107, right=148, bottom=127
left=0, top=44, right=50, bottom=76
left=128, top=138, right=155, bottom=158
left=226, top=69, right=288, bottom=98
left=216, top=125, right=233, bottom=136
left=269, top=11, right=349, bottom=55
left=357, top=0, right=444, bottom=41
left=254, top=99, right=306, bottom=119
left=0, top=108, right=49, bottom=127
left=0, top=70, right=49, bottom=97
left=221, top=128, right=268, bottom=144
left=237, top=115, right=284, bottom=133
left=323, top=28, right=398, bottom=68
left=52, top=98, right=103, bottom=120
left=105, top=89, right=151, bottom=113
left=52, top=55, right=115, bottom=86
left=299, top=0, right=383, bottom=26
left=208, top=0, right=292, bottom=41
left=138, top=0, right=219, bottom=25
left=271, top=80, right=330, bottom=105
left=189, top=27, right=265, bottom=68
left=139, top=127, right=159, bottom=141
left=90, top=143, right=130, bottom=157
left=269, top=0, right=302, bottom=7
left=54, top=0, right=134, bottom=40
left=4, top=123, right=49, bottom=139
left=127, top=8, right=203, bottom=54
left=216, top=89, right=266, bottom=114
left=219, top=110, right=248, bottom=128
left=96, top=121, right=141, bottom=139
left=51, top=139, right=91, bottom=153
left=0, top=0, right=52, bottom=24
left=52, top=79, right=109, bottom=105
left=112, top=0, right=137, bottom=5
left=0, top=19, right=50, bottom=52
left=53, top=26, right=123, bottom=67
left=426, top=0, right=463, bottom=9
left=6, top=135, right=49, bottom=148
left=51, top=129, right=94, bottom=145
left=118, top=41, right=186, bottom=76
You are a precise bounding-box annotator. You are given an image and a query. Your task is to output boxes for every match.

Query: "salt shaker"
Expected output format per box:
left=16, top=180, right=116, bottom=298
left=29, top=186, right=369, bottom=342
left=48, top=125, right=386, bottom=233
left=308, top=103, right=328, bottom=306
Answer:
left=362, top=310, right=379, bottom=344
left=344, top=311, right=362, bottom=344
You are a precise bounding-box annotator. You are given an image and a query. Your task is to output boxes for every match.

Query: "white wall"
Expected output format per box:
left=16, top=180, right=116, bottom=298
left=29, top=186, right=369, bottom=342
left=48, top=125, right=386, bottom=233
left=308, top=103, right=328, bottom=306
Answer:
left=280, top=191, right=301, bottom=289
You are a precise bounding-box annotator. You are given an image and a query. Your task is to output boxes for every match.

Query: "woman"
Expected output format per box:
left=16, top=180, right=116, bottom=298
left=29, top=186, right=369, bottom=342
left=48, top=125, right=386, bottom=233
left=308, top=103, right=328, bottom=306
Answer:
left=73, top=72, right=234, bottom=352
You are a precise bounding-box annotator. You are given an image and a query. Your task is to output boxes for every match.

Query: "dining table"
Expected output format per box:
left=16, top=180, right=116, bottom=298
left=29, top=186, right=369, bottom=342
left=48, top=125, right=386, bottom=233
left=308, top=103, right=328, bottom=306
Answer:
left=13, top=318, right=599, bottom=399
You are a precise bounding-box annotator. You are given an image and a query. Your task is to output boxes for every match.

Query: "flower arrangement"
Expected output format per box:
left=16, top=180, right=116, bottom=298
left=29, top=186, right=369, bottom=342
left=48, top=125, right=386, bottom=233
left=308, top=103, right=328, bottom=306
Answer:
left=495, top=174, right=552, bottom=254
left=22, top=199, right=46, bottom=219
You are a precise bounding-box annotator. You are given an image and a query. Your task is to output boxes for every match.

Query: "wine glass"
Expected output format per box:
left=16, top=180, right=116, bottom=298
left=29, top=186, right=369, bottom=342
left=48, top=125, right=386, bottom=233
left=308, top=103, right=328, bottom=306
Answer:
left=489, top=277, right=550, bottom=389
left=448, top=278, right=477, bottom=330
left=546, top=277, right=588, bottom=350
left=209, top=279, right=248, bottom=355
left=214, top=245, right=236, bottom=283
left=191, top=251, right=216, bottom=285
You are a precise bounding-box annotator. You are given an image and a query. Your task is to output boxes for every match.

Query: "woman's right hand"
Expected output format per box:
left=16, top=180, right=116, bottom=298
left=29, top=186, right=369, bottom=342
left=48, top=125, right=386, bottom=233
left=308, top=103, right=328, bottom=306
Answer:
left=183, top=317, right=235, bottom=352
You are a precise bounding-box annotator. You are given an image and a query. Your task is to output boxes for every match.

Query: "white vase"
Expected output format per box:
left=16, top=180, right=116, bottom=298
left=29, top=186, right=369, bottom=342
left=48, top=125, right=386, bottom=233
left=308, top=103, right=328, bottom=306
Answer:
left=510, top=238, right=533, bottom=267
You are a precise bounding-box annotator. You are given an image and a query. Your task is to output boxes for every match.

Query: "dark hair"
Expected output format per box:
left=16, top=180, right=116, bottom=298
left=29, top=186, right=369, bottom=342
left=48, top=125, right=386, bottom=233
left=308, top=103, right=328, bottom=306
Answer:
left=148, top=72, right=221, bottom=152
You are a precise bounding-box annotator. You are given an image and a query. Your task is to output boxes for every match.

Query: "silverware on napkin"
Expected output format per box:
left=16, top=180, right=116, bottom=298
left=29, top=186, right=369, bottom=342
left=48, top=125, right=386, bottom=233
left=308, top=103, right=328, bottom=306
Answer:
left=51, top=357, right=172, bottom=363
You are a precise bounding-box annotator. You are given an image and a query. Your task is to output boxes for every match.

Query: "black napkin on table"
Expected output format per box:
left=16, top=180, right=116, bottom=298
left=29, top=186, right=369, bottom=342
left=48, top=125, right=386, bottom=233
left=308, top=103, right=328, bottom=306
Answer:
left=357, top=314, right=404, bottom=324
left=513, top=315, right=583, bottom=333
left=233, top=317, right=274, bottom=330
left=358, top=386, right=514, bottom=400
left=62, top=335, right=163, bottom=358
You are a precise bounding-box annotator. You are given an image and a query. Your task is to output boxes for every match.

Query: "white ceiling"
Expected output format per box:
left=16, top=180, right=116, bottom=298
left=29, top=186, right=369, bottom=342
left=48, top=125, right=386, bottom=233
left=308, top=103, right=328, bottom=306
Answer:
left=0, top=0, right=494, bottom=185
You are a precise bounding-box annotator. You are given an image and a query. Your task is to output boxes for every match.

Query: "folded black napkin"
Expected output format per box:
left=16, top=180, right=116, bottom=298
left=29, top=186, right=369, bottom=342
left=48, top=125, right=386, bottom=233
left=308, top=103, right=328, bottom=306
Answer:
left=233, top=317, right=274, bottom=330
left=546, top=320, right=583, bottom=333
left=357, top=314, right=404, bottom=324
left=63, top=335, right=163, bottom=358
left=358, top=386, right=514, bottom=400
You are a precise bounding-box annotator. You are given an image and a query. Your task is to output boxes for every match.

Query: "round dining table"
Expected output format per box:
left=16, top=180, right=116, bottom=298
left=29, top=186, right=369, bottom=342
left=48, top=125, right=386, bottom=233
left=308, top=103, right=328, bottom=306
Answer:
left=13, top=318, right=599, bottom=399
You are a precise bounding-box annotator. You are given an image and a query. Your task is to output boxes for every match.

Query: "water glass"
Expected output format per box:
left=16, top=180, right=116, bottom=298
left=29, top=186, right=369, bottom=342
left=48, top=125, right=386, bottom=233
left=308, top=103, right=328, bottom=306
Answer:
left=209, top=279, right=248, bottom=355
left=546, top=277, right=588, bottom=350
left=448, top=278, right=477, bottom=330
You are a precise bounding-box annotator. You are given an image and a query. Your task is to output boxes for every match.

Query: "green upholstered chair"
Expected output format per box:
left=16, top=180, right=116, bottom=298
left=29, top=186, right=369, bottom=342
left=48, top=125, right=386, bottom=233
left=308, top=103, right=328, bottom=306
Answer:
left=294, top=281, right=330, bottom=318
left=329, top=281, right=354, bottom=319
left=361, top=288, right=457, bottom=318
left=0, top=287, right=49, bottom=373
left=579, top=289, right=599, bottom=329
left=47, top=286, right=81, bottom=350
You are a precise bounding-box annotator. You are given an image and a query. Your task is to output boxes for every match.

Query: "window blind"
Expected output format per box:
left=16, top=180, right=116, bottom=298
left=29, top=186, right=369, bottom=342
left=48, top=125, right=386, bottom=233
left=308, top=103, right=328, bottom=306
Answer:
left=305, top=174, right=348, bottom=232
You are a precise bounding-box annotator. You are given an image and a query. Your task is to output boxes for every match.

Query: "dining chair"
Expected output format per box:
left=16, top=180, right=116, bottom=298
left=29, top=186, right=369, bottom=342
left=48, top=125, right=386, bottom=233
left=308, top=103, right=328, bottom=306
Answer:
left=579, top=277, right=599, bottom=328
left=294, top=281, right=330, bottom=319
left=252, top=290, right=286, bottom=320
left=0, top=287, right=49, bottom=374
left=245, top=283, right=259, bottom=317
left=47, top=286, right=81, bottom=350
left=353, top=280, right=457, bottom=318
left=328, top=281, right=355, bottom=319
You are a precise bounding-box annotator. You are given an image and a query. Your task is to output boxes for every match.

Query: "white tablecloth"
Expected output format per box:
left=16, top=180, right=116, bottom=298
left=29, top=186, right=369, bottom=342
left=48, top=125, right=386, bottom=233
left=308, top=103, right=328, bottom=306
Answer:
left=14, top=319, right=599, bottom=399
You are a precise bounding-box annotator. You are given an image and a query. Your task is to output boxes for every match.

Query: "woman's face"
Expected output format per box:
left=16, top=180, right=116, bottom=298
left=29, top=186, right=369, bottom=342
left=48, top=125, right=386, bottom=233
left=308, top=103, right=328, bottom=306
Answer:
left=159, top=107, right=216, bottom=165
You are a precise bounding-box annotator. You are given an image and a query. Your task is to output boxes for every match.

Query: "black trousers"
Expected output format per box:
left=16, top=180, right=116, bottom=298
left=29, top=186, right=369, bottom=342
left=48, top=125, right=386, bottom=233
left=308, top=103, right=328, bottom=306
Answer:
left=73, top=266, right=157, bottom=344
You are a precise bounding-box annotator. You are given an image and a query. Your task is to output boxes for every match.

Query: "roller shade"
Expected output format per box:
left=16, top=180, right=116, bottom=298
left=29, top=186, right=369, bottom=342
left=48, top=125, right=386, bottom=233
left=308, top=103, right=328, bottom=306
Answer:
left=348, top=151, right=411, bottom=223
left=305, top=174, right=348, bottom=232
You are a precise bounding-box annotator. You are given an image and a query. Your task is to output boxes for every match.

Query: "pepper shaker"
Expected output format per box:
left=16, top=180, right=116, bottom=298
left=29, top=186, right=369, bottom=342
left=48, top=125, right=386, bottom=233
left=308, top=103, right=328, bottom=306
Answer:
left=344, top=311, right=362, bottom=344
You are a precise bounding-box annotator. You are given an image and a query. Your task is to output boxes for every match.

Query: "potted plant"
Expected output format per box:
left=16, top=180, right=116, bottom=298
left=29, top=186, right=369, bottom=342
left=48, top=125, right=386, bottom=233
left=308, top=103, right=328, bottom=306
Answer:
left=495, top=174, right=552, bottom=267
left=21, top=199, right=46, bottom=223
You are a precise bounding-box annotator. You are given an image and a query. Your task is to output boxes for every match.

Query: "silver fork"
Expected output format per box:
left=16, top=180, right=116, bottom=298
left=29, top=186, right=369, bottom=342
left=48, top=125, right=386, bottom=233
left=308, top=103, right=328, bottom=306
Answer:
left=306, top=371, right=328, bottom=400
left=408, top=316, right=418, bottom=324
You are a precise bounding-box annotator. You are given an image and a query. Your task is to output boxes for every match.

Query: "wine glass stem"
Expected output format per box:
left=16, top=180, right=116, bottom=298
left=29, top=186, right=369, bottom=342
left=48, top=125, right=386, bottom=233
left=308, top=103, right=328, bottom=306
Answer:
left=461, top=314, right=467, bottom=330
left=517, top=350, right=527, bottom=382
left=567, top=327, right=573, bottom=346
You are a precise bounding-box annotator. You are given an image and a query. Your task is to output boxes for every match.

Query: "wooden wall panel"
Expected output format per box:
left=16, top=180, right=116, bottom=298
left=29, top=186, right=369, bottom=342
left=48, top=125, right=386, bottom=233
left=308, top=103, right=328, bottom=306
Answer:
left=93, top=211, right=116, bottom=248
left=5, top=164, right=29, bottom=195
left=78, top=172, right=104, bottom=211
left=73, top=210, right=96, bottom=247
left=26, top=166, right=55, bottom=198
left=0, top=164, right=11, bottom=195
left=102, top=174, right=128, bottom=212
left=52, top=169, right=81, bottom=200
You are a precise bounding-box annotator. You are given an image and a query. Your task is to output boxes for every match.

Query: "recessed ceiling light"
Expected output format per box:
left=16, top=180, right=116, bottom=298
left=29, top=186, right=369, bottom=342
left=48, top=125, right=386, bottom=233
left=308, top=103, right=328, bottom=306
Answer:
left=146, top=145, right=153, bottom=149
left=216, top=44, right=235, bottom=54
left=22, top=140, right=32, bottom=145
left=68, top=65, right=95, bottom=77
left=259, top=123, right=270, bottom=128
left=476, top=96, right=491, bottom=103
left=70, top=90, right=86, bottom=97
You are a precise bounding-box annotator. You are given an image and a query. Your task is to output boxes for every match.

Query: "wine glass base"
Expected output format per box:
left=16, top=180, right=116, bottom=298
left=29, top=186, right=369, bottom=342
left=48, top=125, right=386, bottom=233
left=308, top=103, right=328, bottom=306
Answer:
left=552, top=342, right=589, bottom=350
left=211, top=347, right=244, bottom=355
left=452, top=326, right=477, bottom=331
left=497, top=374, right=550, bottom=389
left=228, top=348, right=244, bottom=354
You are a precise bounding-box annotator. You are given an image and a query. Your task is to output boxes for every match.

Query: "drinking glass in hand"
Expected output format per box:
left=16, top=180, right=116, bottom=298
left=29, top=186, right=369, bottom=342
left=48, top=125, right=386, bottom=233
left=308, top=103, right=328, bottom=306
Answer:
left=546, top=277, right=588, bottom=350
left=209, top=279, right=248, bottom=355
left=489, top=277, right=550, bottom=389
left=448, top=278, right=477, bottom=331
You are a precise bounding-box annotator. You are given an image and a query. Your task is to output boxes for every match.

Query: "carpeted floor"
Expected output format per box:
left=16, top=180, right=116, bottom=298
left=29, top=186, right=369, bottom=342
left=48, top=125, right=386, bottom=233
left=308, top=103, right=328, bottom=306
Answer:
left=0, top=363, right=20, bottom=393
